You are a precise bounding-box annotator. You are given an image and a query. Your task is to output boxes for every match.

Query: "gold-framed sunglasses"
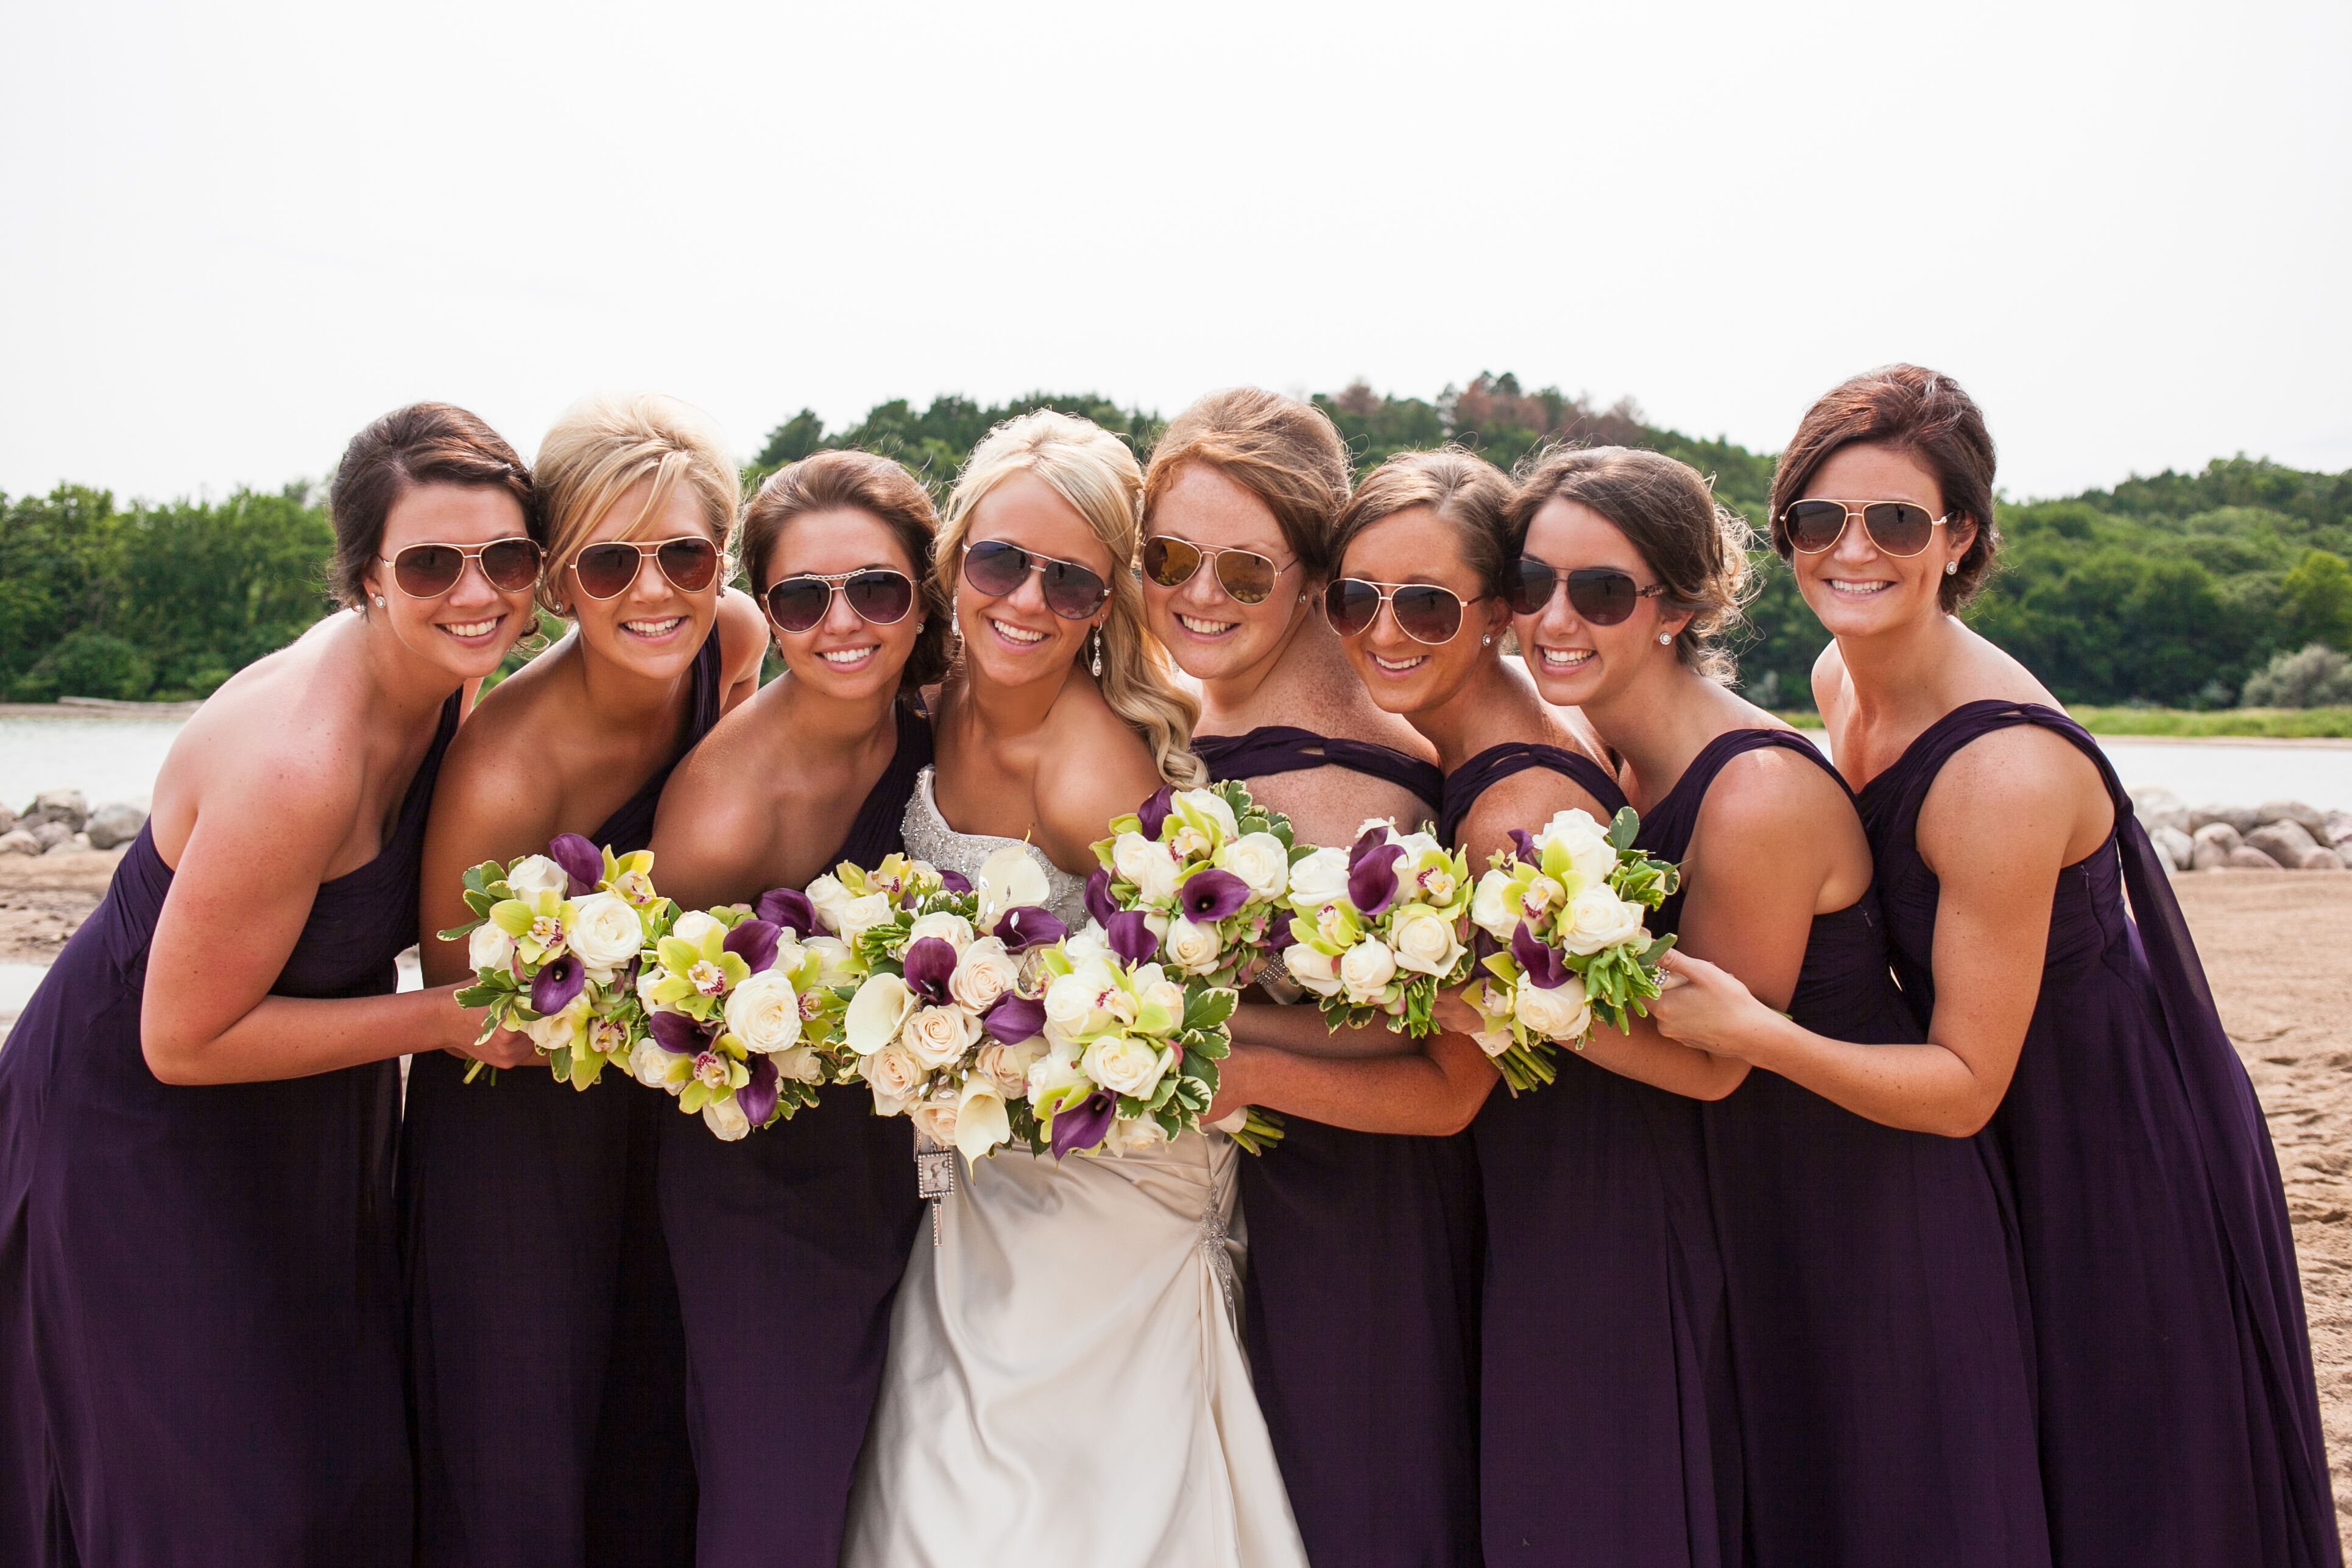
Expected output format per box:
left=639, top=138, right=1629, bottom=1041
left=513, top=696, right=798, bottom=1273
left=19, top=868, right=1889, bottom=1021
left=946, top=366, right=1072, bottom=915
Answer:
left=1139, top=536, right=1294, bottom=606
left=1782, top=500, right=1953, bottom=558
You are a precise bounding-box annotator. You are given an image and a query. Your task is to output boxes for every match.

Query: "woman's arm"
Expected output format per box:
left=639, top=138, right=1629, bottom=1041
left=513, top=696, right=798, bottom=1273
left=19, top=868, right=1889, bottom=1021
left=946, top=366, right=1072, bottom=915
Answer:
left=1230, top=1000, right=1422, bottom=1058
left=1221, top=1031, right=1500, bottom=1136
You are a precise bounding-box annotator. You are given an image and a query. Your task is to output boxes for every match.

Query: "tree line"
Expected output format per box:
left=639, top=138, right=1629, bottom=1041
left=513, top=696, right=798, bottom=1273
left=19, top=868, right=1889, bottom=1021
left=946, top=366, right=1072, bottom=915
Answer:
left=4, top=375, right=2348, bottom=708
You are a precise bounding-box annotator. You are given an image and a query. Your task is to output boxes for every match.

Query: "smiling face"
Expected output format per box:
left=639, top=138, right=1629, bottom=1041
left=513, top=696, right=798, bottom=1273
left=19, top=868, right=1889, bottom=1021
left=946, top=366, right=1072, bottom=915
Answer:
left=761, top=507, right=923, bottom=704
left=558, top=477, right=724, bottom=682
left=1514, top=496, right=1690, bottom=709
left=954, top=470, right=1114, bottom=693
left=1331, top=506, right=1505, bottom=716
left=1789, top=442, right=1973, bottom=640
left=1141, top=462, right=1307, bottom=684
left=364, top=482, right=539, bottom=682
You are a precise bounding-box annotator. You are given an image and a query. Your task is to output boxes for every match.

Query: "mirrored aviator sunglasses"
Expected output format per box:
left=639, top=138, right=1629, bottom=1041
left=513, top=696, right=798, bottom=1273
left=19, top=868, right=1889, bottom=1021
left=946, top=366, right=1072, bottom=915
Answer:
left=1139, top=537, right=1282, bottom=605
left=384, top=537, right=544, bottom=598
left=1323, top=578, right=1468, bottom=645
left=1506, top=559, right=1669, bottom=626
left=571, top=536, right=721, bottom=600
left=763, top=568, right=916, bottom=634
left=959, top=539, right=1111, bottom=620
left=1783, top=500, right=1948, bottom=558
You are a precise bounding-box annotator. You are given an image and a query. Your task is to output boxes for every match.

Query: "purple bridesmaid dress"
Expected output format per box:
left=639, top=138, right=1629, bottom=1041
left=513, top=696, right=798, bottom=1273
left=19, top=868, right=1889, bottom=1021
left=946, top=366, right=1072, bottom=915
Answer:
left=1640, top=728, right=2047, bottom=1567
left=0, top=691, right=460, bottom=1567
left=654, top=702, right=929, bottom=1568
left=1195, top=726, right=1483, bottom=1568
left=1444, top=743, right=1738, bottom=1568
left=400, top=634, right=721, bottom=1568
left=1860, top=701, right=2338, bottom=1568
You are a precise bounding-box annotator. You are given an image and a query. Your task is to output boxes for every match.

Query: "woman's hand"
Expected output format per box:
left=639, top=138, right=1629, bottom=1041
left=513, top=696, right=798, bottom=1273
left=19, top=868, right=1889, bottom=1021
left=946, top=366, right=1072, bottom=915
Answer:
left=1646, top=950, right=1773, bottom=1060
left=433, top=983, right=540, bottom=1070
left=1431, top=984, right=1486, bottom=1039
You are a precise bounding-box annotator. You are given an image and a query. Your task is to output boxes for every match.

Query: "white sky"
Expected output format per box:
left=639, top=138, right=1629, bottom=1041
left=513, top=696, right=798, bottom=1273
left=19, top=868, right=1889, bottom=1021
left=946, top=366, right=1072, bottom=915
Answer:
left=3, top=0, right=2346, bottom=506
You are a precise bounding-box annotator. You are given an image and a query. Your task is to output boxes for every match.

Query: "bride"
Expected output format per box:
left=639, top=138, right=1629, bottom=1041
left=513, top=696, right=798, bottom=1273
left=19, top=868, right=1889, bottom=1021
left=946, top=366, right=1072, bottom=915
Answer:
left=842, top=411, right=1307, bottom=1567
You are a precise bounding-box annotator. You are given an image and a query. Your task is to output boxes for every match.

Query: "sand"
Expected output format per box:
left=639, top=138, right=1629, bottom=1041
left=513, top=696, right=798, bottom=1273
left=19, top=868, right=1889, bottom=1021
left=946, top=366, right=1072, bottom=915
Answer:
left=2, top=853, right=2350, bottom=1539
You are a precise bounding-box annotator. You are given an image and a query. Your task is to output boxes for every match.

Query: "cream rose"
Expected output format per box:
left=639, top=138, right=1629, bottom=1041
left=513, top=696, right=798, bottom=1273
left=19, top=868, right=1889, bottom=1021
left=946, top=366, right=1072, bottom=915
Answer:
left=1111, top=832, right=1180, bottom=906
left=1217, top=831, right=1290, bottom=900
left=669, top=909, right=724, bottom=949
left=1470, top=869, right=1518, bottom=941
left=724, top=968, right=804, bottom=1054
left=701, top=1097, right=751, bottom=1142
left=1282, top=942, right=1343, bottom=997
left=1082, top=1031, right=1173, bottom=1099
left=467, top=922, right=516, bottom=973
left=504, top=855, right=568, bottom=899
left=1163, top=916, right=1223, bottom=973
left=1118, top=1115, right=1170, bottom=1154
left=902, top=1004, right=981, bottom=1070
left=1286, top=846, right=1351, bottom=911
left=1557, top=887, right=1645, bottom=956
left=805, top=874, right=853, bottom=934
left=907, top=910, right=975, bottom=952
left=628, top=1036, right=672, bottom=1087
left=834, top=892, right=893, bottom=946
left=773, top=1044, right=827, bottom=1085
left=976, top=1040, right=1040, bottom=1099
left=910, top=1089, right=961, bottom=1151
left=1514, top=972, right=1592, bottom=1041
left=523, top=995, right=588, bottom=1053
left=1044, top=963, right=1117, bottom=1036
left=1140, top=976, right=1188, bottom=1030
left=947, top=936, right=1019, bottom=1012
left=1390, top=905, right=1465, bottom=978
left=1338, top=938, right=1399, bottom=1000
left=859, top=1044, right=924, bottom=1116
left=567, top=892, right=645, bottom=975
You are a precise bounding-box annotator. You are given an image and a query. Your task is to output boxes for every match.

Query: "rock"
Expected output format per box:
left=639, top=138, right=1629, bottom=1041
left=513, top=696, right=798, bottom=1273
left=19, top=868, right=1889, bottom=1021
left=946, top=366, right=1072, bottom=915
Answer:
left=2228, top=846, right=2285, bottom=870
left=28, top=821, right=72, bottom=852
left=2247, top=819, right=2321, bottom=866
left=2141, top=806, right=2192, bottom=835
left=19, top=788, right=90, bottom=834
left=2189, top=803, right=2261, bottom=836
left=41, top=837, right=91, bottom=856
left=2192, top=822, right=2244, bottom=853
left=2256, top=800, right=2329, bottom=835
left=0, top=829, right=36, bottom=856
left=2300, top=847, right=2346, bottom=871
left=2131, top=785, right=2184, bottom=814
left=2191, top=840, right=2232, bottom=871
left=2327, top=811, right=2352, bottom=850
left=0, top=802, right=13, bottom=836
left=85, top=801, right=147, bottom=851
left=2150, top=825, right=2195, bottom=871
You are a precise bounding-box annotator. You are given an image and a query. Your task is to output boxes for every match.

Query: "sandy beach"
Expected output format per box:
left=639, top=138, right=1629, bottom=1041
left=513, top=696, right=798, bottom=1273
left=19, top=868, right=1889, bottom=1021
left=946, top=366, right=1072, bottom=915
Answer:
left=2, top=852, right=2348, bottom=1542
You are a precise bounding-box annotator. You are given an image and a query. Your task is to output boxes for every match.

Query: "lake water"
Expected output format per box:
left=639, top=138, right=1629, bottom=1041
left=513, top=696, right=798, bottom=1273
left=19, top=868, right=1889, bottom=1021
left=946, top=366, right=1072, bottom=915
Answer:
left=2, top=713, right=185, bottom=810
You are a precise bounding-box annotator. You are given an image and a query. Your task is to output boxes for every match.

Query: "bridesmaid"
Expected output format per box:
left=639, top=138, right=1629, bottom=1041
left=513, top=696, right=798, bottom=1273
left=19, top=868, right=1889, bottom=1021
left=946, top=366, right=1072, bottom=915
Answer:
left=0, top=403, right=545, bottom=1565
left=1234, top=448, right=1742, bottom=1567
left=645, top=450, right=936, bottom=1567
left=403, top=392, right=765, bottom=1568
left=1506, top=444, right=2047, bottom=1566
left=1136, top=389, right=1478, bottom=1566
left=1651, top=364, right=2338, bottom=1567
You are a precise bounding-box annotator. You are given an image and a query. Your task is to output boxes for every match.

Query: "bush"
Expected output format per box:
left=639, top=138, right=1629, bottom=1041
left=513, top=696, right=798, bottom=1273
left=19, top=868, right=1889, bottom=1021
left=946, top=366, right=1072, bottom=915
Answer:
left=15, top=628, right=156, bottom=701
left=2240, top=643, right=2352, bottom=708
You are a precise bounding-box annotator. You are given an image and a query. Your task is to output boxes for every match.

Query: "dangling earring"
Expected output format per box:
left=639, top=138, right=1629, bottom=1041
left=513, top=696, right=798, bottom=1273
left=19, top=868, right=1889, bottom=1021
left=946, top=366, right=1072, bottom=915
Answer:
left=1090, top=627, right=1104, bottom=678
left=1944, top=560, right=1958, bottom=576
left=953, top=613, right=964, bottom=652
left=1658, top=631, right=1672, bottom=645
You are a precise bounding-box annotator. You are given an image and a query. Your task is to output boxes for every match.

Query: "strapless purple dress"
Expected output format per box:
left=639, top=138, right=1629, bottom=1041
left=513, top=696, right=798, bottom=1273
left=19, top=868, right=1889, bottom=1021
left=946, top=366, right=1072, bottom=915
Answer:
left=1445, top=743, right=1738, bottom=1568
left=1194, top=726, right=1482, bottom=1568
left=1859, top=702, right=2337, bottom=1567
left=655, top=702, right=929, bottom=1568
left=401, top=635, right=721, bottom=1568
left=1642, top=728, right=2047, bottom=1567
left=0, top=690, right=460, bottom=1567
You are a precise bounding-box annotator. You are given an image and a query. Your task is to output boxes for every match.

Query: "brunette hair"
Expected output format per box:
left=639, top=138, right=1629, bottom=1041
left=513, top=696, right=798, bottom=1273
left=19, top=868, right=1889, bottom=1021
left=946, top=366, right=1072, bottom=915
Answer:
left=533, top=392, right=742, bottom=616
left=1143, top=388, right=1353, bottom=579
left=1509, top=445, right=1754, bottom=683
left=1768, top=364, right=1999, bottom=610
left=1327, top=446, right=1515, bottom=599
left=328, top=402, right=536, bottom=610
left=743, top=449, right=951, bottom=693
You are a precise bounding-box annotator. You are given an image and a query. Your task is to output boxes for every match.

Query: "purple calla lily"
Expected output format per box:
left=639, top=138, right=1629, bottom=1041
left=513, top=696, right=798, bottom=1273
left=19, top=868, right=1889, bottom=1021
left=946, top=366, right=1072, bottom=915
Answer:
left=982, top=994, right=1046, bottom=1044
left=724, top=919, right=781, bottom=976
left=1267, top=916, right=1299, bottom=953
left=1508, top=828, right=1538, bottom=864
left=736, top=1055, right=779, bottom=1128
left=1050, top=1089, right=1119, bottom=1160
left=1105, top=911, right=1159, bottom=967
left=1347, top=833, right=1406, bottom=918
left=1177, top=869, right=1249, bottom=923
left=938, top=869, right=973, bottom=894
left=548, top=834, right=603, bottom=897
left=902, top=936, right=958, bottom=1003
left=997, top=905, right=1068, bottom=953
left=531, top=953, right=585, bottom=1015
left=649, top=1010, right=707, bottom=1054
left=1135, top=786, right=1175, bottom=841
left=1084, top=866, right=1118, bottom=927
left=755, top=888, right=817, bottom=939
left=1511, top=921, right=1570, bottom=989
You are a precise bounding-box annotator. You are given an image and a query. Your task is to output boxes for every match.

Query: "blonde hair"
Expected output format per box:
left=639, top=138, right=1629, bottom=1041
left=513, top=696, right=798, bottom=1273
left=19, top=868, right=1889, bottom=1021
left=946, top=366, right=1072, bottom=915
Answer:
left=938, top=409, right=1204, bottom=786
left=533, top=392, right=742, bottom=615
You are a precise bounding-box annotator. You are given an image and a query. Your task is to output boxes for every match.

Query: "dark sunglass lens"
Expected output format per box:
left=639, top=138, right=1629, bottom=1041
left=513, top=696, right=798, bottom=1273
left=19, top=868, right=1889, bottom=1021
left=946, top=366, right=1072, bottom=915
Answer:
left=1506, top=557, right=1558, bottom=616
left=1040, top=559, right=1110, bottom=620
left=659, top=537, right=719, bottom=592
left=765, top=579, right=832, bottom=632
left=1785, top=501, right=1848, bottom=553
left=1213, top=551, right=1277, bottom=604
left=573, top=543, right=639, bottom=599
left=1140, top=537, right=1199, bottom=588
left=1566, top=569, right=1639, bottom=626
left=393, top=545, right=463, bottom=598
left=844, top=570, right=915, bottom=625
left=1393, top=585, right=1464, bottom=643
left=479, top=539, right=542, bottom=592
left=1324, top=579, right=1380, bottom=637
left=962, top=540, right=1029, bottom=598
left=1864, top=503, right=1934, bottom=557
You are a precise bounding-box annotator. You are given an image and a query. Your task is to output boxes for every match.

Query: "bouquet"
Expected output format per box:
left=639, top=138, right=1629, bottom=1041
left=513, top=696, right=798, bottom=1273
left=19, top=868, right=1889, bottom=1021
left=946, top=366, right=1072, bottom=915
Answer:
left=1466, top=806, right=1679, bottom=1092
left=439, top=833, right=662, bottom=1088
left=1087, top=782, right=1298, bottom=987
left=1279, top=820, right=1476, bottom=1035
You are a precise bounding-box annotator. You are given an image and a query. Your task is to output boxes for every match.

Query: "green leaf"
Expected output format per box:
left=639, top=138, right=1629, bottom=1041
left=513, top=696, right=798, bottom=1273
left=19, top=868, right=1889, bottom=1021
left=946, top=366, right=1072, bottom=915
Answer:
left=1606, top=805, right=1640, bottom=850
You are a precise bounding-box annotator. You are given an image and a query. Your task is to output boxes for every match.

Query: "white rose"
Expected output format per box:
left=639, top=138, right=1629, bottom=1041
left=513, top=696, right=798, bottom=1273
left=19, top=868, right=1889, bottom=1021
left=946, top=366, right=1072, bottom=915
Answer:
left=628, top=1036, right=672, bottom=1088
left=859, top=1044, right=924, bottom=1116
left=1217, top=831, right=1290, bottom=900
left=1393, top=829, right=1443, bottom=863
left=566, top=892, right=645, bottom=973
left=1470, top=870, right=1518, bottom=941
left=1061, top=923, right=1111, bottom=964
left=845, top=973, right=918, bottom=1056
left=975, top=1039, right=1040, bottom=1099
left=701, top=1097, right=751, bottom=1142
left=1162, top=916, right=1223, bottom=973
left=1141, top=977, right=1188, bottom=1030
left=947, top=936, right=1020, bottom=1012
left=1537, top=808, right=1617, bottom=885
left=467, top=922, right=515, bottom=973
left=1117, top=1115, right=1169, bottom=1154
left=805, top=874, right=854, bottom=934
left=724, top=967, right=803, bottom=1054
left=1557, top=887, right=1646, bottom=956
left=523, top=995, right=588, bottom=1053
left=1082, top=1031, right=1173, bottom=1098
left=1287, top=847, right=1351, bottom=911
left=803, top=935, right=860, bottom=986
left=902, top=1004, right=981, bottom=1070
left=670, top=909, right=723, bottom=949
left=835, top=892, right=892, bottom=946
left=1282, top=942, right=1343, bottom=997
left=1390, top=905, right=1465, bottom=977
left=504, top=855, right=568, bottom=899
left=1514, top=972, right=1592, bottom=1042
left=772, top=1044, right=828, bottom=1085
left=1338, top=938, right=1398, bottom=1001
left=908, top=910, right=975, bottom=952
left=1111, top=832, right=1180, bottom=906
left=1044, top=963, right=1117, bottom=1036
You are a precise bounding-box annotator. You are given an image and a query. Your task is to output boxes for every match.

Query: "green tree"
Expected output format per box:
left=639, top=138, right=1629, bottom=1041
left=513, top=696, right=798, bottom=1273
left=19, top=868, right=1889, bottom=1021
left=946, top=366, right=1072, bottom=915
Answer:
left=2279, top=549, right=2352, bottom=651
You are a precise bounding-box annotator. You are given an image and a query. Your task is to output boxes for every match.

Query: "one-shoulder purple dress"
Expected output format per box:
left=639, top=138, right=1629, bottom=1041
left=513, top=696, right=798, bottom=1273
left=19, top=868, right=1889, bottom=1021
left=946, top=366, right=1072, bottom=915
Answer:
left=401, top=635, right=722, bottom=1568
left=1195, top=726, right=1482, bottom=1568
left=656, top=701, right=930, bottom=1568
left=1445, top=742, right=1739, bottom=1568
left=1859, top=701, right=2337, bottom=1568
left=0, top=690, right=460, bottom=1567
left=1641, top=728, right=2047, bottom=1567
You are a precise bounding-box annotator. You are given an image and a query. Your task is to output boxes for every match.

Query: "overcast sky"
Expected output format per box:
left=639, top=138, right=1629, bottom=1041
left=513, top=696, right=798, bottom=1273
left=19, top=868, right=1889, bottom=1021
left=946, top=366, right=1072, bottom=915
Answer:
left=3, top=0, right=2346, bottom=506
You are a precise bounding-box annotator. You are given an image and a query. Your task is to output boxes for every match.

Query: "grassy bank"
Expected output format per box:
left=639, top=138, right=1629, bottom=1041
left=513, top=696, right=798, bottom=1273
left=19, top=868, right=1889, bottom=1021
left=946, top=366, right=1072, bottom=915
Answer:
left=1771, top=707, right=2352, bottom=738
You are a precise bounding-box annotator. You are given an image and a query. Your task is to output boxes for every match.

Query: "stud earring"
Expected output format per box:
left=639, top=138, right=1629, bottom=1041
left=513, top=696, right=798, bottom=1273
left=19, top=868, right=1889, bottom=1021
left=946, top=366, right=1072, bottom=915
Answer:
left=1090, top=628, right=1104, bottom=678
left=1658, top=631, right=1672, bottom=645
left=1480, top=633, right=1492, bottom=646
left=372, top=593, right=386, bottom=608
left=1945, top=560, right=1958, bottom=576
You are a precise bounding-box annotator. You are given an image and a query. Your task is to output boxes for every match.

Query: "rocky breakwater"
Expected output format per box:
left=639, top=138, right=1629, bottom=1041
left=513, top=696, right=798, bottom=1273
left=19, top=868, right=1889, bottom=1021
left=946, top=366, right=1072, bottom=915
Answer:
left=0, top=789, right=149, bottom=858
left=2134, top=788, right=2352, bottom=874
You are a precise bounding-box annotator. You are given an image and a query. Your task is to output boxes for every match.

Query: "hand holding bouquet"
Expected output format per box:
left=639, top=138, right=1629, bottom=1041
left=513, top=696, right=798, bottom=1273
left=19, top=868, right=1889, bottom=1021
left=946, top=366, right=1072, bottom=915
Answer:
left=1087, top=783, right=1298, bottom=988
left=1279, top=821, right=1475, bottom=1035
left=1467, top=806, right=1679, bottom=1092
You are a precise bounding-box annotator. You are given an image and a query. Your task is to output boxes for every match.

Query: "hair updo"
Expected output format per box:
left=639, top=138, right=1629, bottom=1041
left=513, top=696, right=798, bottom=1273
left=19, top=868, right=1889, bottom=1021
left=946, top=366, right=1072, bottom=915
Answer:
left=1327, top=446, right=1515, bottom=599
left=532, top=392, right=742, bottom=617
left=1768, top=364, right=1999, bottom=611
left=1508, top=445, right=1754, bottom=683
left=1143, top=388, right=1354, bottom=579
left=328, top=403, right=537, bottom=611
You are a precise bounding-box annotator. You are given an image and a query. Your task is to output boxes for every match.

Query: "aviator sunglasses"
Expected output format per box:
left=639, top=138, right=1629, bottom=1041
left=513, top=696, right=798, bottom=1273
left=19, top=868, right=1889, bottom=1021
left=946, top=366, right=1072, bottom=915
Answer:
left=1782, top=499, right=1952, bottom=559
left=764, top=567, right=917, bottom=633
left=1323, top=577, right=1478, bottom=645
left=568, top=536, right=722, bottom=601
left=960, top=539, right=1112, bottom=620
left=1508, top=558, right=1672, bottom=626
left=378, top=537, right=544, bottom=599
left=1139, top=537, right=1291, bottom=606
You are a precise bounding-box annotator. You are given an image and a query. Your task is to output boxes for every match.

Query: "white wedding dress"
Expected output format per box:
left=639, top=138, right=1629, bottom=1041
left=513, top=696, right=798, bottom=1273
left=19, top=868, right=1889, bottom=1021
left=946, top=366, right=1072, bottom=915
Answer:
left=840, top=768, right=1307, bottom=1568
